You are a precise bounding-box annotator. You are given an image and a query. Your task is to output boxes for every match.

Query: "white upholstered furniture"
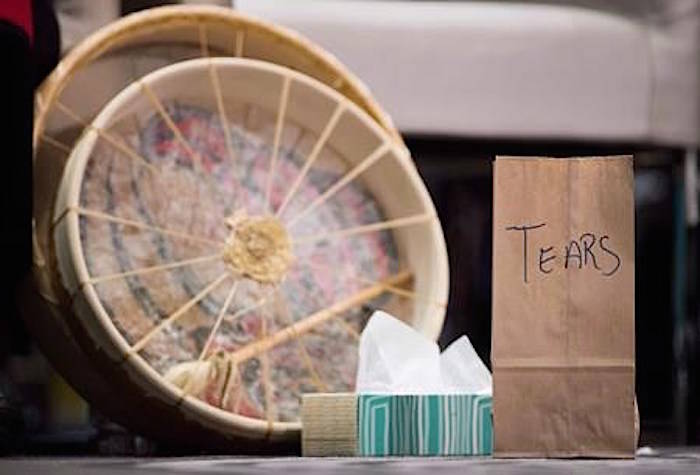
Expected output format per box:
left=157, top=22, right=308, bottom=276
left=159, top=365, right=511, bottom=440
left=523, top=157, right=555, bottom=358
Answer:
left=236, top=0, right=700, bottom=147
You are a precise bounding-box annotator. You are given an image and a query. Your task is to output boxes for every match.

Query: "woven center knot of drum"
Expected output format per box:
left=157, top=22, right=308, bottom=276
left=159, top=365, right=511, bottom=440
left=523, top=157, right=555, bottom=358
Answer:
left=222, top=210, right=293, bottom=284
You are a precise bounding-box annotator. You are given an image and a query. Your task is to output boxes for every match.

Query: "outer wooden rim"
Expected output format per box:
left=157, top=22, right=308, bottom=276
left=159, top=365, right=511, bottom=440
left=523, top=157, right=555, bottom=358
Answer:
left=33, top=4, right=401, bottom=147
left=51, top=57, right=448, bottom=441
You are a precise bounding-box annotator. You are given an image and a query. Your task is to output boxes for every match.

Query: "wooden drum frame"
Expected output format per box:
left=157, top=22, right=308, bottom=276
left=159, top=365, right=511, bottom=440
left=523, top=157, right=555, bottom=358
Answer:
left=27, top=6, right=448, bottom=451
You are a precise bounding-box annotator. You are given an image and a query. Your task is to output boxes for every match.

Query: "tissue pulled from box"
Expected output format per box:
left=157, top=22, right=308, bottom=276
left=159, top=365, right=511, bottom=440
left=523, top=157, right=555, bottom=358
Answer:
left=356, top=311, right=492, bottom=395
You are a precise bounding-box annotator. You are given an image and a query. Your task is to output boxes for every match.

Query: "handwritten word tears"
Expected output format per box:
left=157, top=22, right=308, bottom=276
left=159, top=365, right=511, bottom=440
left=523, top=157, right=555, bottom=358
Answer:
left=505, top=223, right=621, bottom=283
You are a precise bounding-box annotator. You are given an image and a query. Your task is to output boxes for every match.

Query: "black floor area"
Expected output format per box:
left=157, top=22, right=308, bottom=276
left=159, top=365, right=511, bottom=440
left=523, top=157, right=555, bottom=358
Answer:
left=2, top=447, right=700, bottom=474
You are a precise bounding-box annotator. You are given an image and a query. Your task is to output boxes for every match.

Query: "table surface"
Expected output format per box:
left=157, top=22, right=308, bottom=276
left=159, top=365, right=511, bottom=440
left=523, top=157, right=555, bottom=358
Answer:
left=2, top=447, right=700, bottom=475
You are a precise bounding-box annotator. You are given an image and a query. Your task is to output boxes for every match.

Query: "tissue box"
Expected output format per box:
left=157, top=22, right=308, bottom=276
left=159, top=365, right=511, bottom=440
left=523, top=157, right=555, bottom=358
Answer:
left=302, top=393, right=493, bottom=457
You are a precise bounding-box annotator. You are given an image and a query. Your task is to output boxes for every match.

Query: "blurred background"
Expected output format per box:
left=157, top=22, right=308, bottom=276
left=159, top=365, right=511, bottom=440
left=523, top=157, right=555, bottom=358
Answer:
left=0, top=0, right=698, bottom=454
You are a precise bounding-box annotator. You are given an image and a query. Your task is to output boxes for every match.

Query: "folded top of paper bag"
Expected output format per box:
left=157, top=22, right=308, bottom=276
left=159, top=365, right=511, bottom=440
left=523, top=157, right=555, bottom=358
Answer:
left=356, top=311, right=492, bottom=395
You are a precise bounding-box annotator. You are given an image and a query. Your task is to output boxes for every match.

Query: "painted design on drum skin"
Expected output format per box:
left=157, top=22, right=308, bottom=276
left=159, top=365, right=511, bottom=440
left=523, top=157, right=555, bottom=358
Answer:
left=79, top=102, right=397, bottom=422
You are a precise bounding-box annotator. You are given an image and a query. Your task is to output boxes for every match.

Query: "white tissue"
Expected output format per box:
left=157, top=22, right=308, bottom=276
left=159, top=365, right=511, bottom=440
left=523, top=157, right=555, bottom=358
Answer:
left=356, top=311, right=492, bottom=395
left=440, top=336, right=492, bottom=394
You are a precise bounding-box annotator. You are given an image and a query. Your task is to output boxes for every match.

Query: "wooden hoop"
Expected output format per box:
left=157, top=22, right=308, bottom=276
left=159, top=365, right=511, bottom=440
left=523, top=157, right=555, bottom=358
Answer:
left=28, top=6, right=442, bottom=451
left=49, top=57, right=448, bottom=445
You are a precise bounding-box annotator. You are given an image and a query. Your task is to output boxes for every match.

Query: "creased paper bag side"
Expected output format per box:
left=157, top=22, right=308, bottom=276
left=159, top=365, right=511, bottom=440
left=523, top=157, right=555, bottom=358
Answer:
left=492, top=156, right=635, bottom=458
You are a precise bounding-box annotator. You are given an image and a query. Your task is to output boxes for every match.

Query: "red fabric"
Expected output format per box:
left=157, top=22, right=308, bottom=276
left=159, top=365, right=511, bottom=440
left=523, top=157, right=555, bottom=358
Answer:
left=0, top=0, right=33, bottom=44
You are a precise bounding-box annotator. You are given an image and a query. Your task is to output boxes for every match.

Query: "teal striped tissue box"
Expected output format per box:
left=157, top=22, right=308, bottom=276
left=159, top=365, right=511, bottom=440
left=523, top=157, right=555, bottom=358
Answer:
left=302, top=393, right=493, bottom=457
left=358, top=394, right=493, bottom=456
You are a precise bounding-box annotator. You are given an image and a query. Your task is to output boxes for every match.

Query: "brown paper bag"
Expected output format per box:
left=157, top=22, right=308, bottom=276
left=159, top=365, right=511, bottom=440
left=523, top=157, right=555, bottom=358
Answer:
left=492, top=156, right=636, bottom=458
